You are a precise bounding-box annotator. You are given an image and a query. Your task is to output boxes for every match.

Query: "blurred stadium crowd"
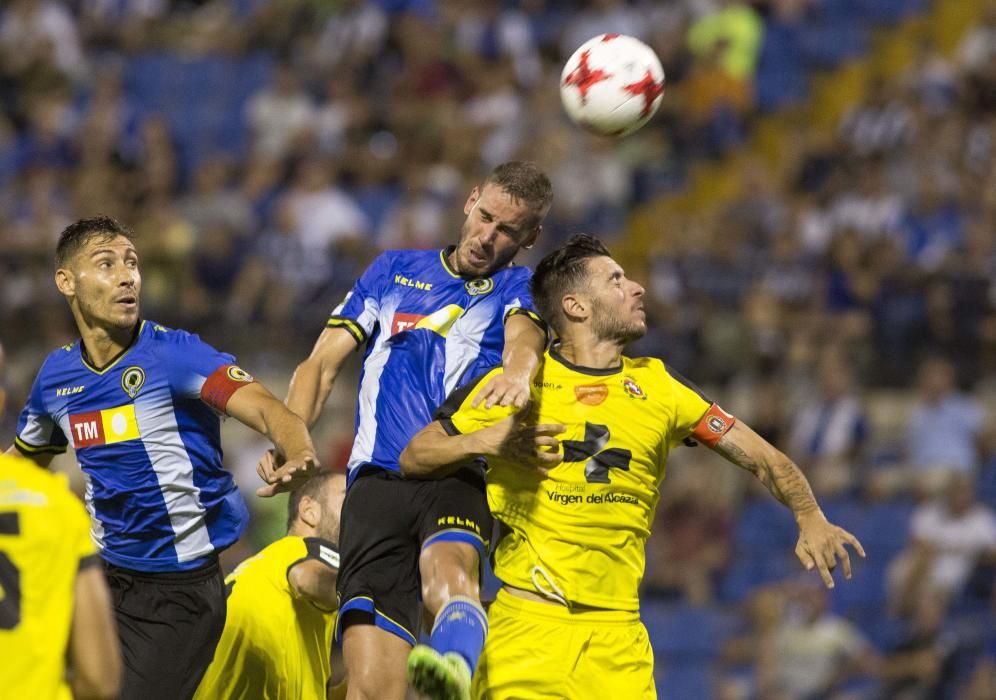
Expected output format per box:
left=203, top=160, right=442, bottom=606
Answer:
left=1, top=0, right=995, bottom=697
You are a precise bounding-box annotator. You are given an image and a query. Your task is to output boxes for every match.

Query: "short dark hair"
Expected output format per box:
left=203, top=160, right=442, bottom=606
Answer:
left=56, top=216, right=135, bottom=268
left=482, top=161, right=553, bottom=218
left=286, top=471, right=337, bottom=531
left=530, top=234, right=611, bottom=335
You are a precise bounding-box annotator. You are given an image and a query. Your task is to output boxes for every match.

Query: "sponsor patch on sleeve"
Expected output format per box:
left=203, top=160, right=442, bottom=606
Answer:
left=201, top=364, right=255, bottom=414
left=690, top=403, right=736, bottom=447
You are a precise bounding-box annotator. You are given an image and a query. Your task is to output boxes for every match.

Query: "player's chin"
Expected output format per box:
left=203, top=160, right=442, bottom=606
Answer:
left=622, top=322, right=647, bottom=343
left=109, top=307, right=140, bottom=327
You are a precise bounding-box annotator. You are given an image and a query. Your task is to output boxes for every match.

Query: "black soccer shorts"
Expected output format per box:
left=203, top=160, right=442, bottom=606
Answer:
left=335, top=465, right=493, bottom=645
left=103, top=557, right=226, bottom=700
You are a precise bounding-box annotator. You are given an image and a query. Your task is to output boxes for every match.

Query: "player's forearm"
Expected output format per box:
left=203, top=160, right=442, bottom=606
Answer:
left=285, top=355, right=339, bottom=428
left=262, top=401, right=318, bottom=463
left=400, top=424, right=483, bottom=478
left=713, top=421, right=822, bottom=521
left=502, top=317, right=546, bottom=381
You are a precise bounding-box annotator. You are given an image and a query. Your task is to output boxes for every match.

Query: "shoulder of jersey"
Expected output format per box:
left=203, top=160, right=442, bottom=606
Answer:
left=147, top=322, right=200, bottom=347
left=625, top=355, right=665, bottom=374
left=623, top=355, right=672, bottom=396
left=493, top=264, right=530, bottom=283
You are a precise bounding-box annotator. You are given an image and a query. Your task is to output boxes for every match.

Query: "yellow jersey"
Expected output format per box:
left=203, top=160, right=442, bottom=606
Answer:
left=194, top=535, right=339, bottom=700
left=0, top=454, right=99, bottom=700
left=438, top=347, right=713, bottom=611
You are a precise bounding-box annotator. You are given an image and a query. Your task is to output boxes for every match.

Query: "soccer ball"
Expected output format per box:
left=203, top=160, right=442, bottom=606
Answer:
left=560, top=34, right=665, bottom=138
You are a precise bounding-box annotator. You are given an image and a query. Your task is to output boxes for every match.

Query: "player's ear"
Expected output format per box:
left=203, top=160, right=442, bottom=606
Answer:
left=463, top=186, right=481, bottom=216
left=299, top=495, right=321, bottom=530
left=561, top=292, right=588, bottom=322
left=55, top=267, right=76, bottom=297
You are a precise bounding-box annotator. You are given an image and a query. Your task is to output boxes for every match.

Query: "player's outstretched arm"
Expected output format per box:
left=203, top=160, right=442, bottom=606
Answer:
left=709, top=419, right=866, bottom=588
left=473, top=314, right=546, bottom=409
left=225, top=382, right=321, bottom=496
left=69, top=564, right=122, bottom=700
left=400, top=414, right=564, bottom=479
left=253, top=327, right=355, bottom=491
left=286, top=327, right=359, bottom=428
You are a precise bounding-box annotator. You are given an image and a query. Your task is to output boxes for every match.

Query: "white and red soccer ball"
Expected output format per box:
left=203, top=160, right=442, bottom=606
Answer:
left=560, top=34, right=665, bottom=138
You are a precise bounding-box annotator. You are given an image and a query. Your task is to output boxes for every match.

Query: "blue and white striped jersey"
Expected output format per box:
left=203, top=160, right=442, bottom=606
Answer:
left=14, top=321, right=250, bottom=572
left=328, top=247, right=542, bottom=483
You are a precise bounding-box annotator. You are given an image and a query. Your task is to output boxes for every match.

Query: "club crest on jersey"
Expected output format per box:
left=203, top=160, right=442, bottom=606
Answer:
left=121, top=366, right=146, bottom=399
left=226, top=366, right=253, bottom=383
left=622, top=376, right=647, bottom=400
left=465, top=278, right=494, bottom=296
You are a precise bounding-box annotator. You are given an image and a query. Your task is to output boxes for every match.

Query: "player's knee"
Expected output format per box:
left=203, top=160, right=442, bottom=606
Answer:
left=420, top=545, right=480, bottom=611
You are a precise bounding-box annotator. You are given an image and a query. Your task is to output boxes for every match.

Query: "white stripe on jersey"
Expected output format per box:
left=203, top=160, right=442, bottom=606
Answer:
left=82, top=471, right=106, bottom=548
left=348, top=298, right=400, bottom=471
left=442, top=303, right=492, bottom=396
left=134, top=387, right=214, bottom=562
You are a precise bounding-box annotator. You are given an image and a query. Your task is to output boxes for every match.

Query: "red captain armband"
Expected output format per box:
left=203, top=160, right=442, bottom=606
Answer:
left=201, top=364, right=256, bottom=414
left=690, top=403, right=736, bottom=447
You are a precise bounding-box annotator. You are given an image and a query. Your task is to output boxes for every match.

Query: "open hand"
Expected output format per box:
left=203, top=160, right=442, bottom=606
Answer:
left=795, top=511, right=866, bottom=588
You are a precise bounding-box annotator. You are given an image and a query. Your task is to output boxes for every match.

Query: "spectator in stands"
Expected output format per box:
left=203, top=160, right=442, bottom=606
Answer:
left=788, top=350, right=867, bottom=496
left=246, top=61, right=315, bottom=160
left=284, top=157, right=369, bottom=257
left=179, top=158, right=256, bottom=237
left=838, top=76, right=916, bottom=158
left=687, top=0, right=763, bottom=81
left=0, top=0, right=87, bottom=84
left=888, top=473, right=996, bottom=616
left=879, top=590, right=961, bottom=698
left=906, top=357, right=984, bottom=482
left=768, top=579, right=881, bottom=699
left=957, top=4, right=996, bottom=74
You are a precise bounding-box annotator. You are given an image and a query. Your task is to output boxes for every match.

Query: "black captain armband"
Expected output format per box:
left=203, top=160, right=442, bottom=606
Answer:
left=685, top=403, right=736, bottom=447
left=303, top=537, right=340, bottom=571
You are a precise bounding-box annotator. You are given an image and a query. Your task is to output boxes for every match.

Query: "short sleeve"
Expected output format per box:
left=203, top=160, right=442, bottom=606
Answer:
left=161, top=331, right=252, bottom=413
left=14, top=366, right=68, bottom=456
left=327, top=252, right=391, bottom=344
left=433, top=368, right=517, bottom=435
left=664, top=367, right=713, bottom=447
left=501, top=268, right=547, bottom=334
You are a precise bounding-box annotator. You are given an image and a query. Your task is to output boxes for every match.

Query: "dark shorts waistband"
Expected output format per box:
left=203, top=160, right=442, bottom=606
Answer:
left=104, top=555, right=220, bottom=583
left=353, top=463, right=486, bottom=490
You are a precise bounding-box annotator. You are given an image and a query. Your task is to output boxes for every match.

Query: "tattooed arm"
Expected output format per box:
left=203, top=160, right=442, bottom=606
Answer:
left=709, top=419, right=866, bottom=588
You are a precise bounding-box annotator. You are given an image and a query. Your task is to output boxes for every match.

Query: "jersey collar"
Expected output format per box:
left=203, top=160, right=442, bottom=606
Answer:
left=79, top=320, right=145, bottom=375
left=549, top=344, right=623, bottom=377
left=440, top=246, right=461, bottom=278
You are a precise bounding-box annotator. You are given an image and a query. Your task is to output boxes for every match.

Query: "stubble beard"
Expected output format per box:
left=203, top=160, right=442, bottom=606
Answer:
left=591, top=301, right=645, bottom=346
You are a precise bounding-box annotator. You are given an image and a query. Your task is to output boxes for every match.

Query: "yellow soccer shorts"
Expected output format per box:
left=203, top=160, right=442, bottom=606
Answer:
left=472, top=588, right=656, bottom=700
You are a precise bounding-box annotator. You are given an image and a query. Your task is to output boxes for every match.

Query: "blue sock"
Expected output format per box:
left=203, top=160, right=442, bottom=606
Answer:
left=429, top=595, right=488, bottom=675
